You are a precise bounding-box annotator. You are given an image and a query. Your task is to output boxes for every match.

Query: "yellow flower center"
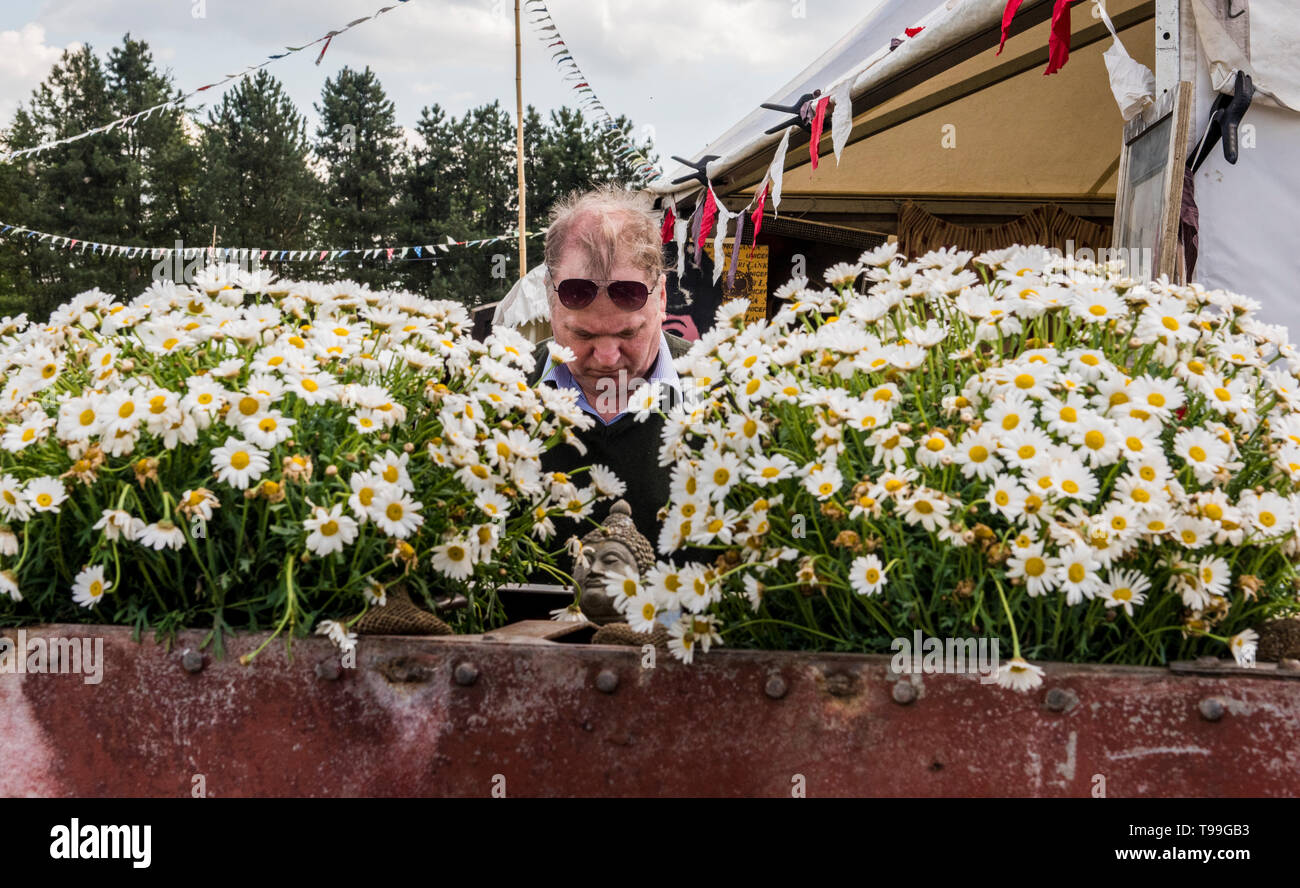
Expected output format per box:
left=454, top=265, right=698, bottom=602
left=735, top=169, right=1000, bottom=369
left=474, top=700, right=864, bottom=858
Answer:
left=1025, top=557, right=1046, bottom=577
left=386, top=503, right=404, bottom=522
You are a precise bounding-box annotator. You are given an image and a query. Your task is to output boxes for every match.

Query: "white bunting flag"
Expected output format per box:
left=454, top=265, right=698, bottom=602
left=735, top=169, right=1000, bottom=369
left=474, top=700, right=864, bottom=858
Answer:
left=831, top=80, right=853, bottom=165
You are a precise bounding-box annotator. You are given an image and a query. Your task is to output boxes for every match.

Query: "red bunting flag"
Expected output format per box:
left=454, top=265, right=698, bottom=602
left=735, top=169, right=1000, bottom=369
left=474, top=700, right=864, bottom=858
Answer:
left=809, top=95, right=830, bottom=171
left=385, top=248, right=395, bottom=261
left=905, top=26, right=924, bottom=37
left=1045, top=0, right=1072, bottom=75
left=998, top=0, right=1024, bottom=54
left=749, top=181, right=768, bottom=257
left=699, top=188, right=719, bottom=256
left=660, top=205, right=675, bottom=244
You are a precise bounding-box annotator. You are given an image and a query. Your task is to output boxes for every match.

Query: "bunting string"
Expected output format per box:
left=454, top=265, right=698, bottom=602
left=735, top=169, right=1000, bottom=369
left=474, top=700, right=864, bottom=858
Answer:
left=0, top=0, right=413, bottom=163
left=522, top=0, right=661, bottom=184
left=0, top=221, right=546, bottom=264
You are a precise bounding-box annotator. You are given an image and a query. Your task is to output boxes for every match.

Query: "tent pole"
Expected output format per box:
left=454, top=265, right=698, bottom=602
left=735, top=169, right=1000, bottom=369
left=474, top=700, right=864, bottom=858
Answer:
left=515, top=0, right=527, bottom=279
left=1154, top=0, right=1181, bottom=99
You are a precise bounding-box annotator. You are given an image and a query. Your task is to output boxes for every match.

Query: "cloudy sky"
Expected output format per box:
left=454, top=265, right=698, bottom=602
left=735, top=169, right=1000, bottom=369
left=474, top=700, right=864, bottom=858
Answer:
left=2, top=0, right=884, bottom=170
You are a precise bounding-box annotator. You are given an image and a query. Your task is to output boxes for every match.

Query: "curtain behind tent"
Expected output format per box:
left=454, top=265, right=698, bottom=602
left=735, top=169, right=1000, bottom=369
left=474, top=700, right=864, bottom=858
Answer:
left=897, top=201, right=1113, bottom=257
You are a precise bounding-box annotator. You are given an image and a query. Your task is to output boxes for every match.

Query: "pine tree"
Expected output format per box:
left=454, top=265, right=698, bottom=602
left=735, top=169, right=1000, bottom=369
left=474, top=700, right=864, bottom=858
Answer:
left=196, top=70, right=320, bottom=251
left=106, top=34, right=200, bottom=257
left=313, top=66, right=404, bottom=286
left=0, top=36, right=199, bottom=318
left=2, top=44, right=130, bottom=318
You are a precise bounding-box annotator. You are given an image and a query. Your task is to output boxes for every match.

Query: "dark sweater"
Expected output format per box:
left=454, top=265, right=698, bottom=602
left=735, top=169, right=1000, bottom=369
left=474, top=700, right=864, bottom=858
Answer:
left=528, top=332, right=693, bottom=557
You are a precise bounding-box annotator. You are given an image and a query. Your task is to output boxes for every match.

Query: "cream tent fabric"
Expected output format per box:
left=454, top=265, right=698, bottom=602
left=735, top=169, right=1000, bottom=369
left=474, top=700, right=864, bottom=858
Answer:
left=650, top=0, right=1155, bottom=209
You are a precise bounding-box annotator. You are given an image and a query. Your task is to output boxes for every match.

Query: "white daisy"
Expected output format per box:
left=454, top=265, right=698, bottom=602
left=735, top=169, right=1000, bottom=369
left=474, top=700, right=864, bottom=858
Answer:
left=26, top=476, right=67, bottom=513
left=995, top=657, right=1045, bottom=692
left=210, top=437, right=270, bottom=490
left=370, top=488, right=424, bottom=539
left=71, top=564, right=111, bottom=608
left=431, top=536, right=475, bottom=580
left=1101, top=568, right=1150, bottom=616
left=849, top=554, right=887, bottom=596
left=138, top=519, right=186, bottom=551
left=303, top=503, right=359, bottom=556
left=1229, top=628, right=1259, bottom=668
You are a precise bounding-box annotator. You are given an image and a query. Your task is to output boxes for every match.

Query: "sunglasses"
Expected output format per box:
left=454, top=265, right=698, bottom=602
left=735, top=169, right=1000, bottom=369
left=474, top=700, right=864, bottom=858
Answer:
left=548, top=270, right=656, bottom=311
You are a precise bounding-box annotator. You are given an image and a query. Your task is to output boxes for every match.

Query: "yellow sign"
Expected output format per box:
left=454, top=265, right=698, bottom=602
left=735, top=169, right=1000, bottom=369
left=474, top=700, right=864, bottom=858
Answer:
left=703, top=242, right=768, bottom=325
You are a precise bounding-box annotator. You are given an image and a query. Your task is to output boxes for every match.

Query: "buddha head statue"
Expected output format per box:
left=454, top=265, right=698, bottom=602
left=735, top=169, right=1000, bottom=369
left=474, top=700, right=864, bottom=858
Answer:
left=571, top=499, right=656, bottom=625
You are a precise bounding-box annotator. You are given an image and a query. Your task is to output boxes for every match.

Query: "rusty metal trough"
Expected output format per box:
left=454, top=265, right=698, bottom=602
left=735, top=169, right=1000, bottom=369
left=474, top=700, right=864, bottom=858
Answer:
left=2, top=618, right=1298, bottom=797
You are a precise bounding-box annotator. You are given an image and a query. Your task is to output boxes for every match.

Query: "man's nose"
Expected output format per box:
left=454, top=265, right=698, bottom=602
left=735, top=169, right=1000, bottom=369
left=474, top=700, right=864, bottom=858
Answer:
left=590, top=338, right=622, bottom=369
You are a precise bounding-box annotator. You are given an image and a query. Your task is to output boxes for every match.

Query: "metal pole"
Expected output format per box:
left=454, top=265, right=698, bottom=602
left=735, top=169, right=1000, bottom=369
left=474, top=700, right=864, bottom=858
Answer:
left=515, top=0, right=527, bottom=279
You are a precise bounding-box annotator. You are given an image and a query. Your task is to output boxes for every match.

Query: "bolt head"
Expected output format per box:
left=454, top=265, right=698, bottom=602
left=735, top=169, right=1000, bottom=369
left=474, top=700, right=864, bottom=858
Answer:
left=764, top=675, right=788, bottom=700
left=892, top=680, right=917, bottom=704
left=180, top=649, right=204, bottom=674
left=1044, top=687, right=1078, bottom=712
left=595, top=669, right=619, bottom=694
left=453, top=662, right=479, bottom=687
left=1198, top=697, right=1226, bottom=721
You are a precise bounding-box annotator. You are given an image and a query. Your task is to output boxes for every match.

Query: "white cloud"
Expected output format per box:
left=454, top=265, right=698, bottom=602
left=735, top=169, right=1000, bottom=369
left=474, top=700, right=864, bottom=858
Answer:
left=8, top=0, right=879, bottom=168
left=0, top=23, right=82, bottom=124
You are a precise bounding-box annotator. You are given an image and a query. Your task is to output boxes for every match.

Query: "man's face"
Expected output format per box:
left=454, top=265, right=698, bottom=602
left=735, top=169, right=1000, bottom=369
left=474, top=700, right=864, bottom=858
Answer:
left=549, top=247, right=666, bottom=399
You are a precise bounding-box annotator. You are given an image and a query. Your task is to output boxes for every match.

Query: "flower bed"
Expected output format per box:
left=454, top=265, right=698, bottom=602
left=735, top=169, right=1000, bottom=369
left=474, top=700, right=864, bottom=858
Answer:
left=616, top=244, right=1300, bottom=686
left=0, top=266, right=619, bottom=658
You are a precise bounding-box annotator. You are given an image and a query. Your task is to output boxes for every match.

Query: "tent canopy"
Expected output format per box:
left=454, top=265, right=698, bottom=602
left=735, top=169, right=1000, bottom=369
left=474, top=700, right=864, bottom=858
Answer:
left=652, top=0, right=1155, bottom=227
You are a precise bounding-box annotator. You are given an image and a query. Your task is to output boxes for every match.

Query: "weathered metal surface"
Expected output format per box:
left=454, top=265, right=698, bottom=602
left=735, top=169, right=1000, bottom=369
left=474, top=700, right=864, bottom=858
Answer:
left=2, top=623, right=1298, bottom=797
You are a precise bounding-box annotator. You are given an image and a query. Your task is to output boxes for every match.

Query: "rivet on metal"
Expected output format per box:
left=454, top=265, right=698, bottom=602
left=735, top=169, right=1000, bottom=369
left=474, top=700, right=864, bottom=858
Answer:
left=1044, top=687, right=1078, bottom=712
left=1198, top=697, right=1226, bottom=721
left=180, top=649, right=203, bottom=674
left=892, top=680, right=917, bottom=705
left=595, top=669, right=619, bottom=694
left=764, top=676, right=788, bottom=700
left=453, top=662, right=480, bottom=687
left=315, top=659, right=342, bottom=681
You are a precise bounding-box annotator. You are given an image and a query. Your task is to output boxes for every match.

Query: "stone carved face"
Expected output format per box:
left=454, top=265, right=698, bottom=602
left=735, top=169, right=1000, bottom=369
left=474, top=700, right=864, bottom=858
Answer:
left=573, top=537, right=640, bottom=625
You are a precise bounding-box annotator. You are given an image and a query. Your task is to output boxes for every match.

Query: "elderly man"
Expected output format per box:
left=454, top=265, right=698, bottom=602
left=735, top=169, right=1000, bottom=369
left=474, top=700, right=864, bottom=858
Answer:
left=528, top=186, right=693, bottom=547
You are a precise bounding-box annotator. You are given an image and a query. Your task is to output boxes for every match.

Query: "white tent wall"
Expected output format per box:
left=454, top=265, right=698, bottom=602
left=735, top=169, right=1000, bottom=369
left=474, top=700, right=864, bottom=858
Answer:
left=1183, top=0, right=1300, bottom=336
